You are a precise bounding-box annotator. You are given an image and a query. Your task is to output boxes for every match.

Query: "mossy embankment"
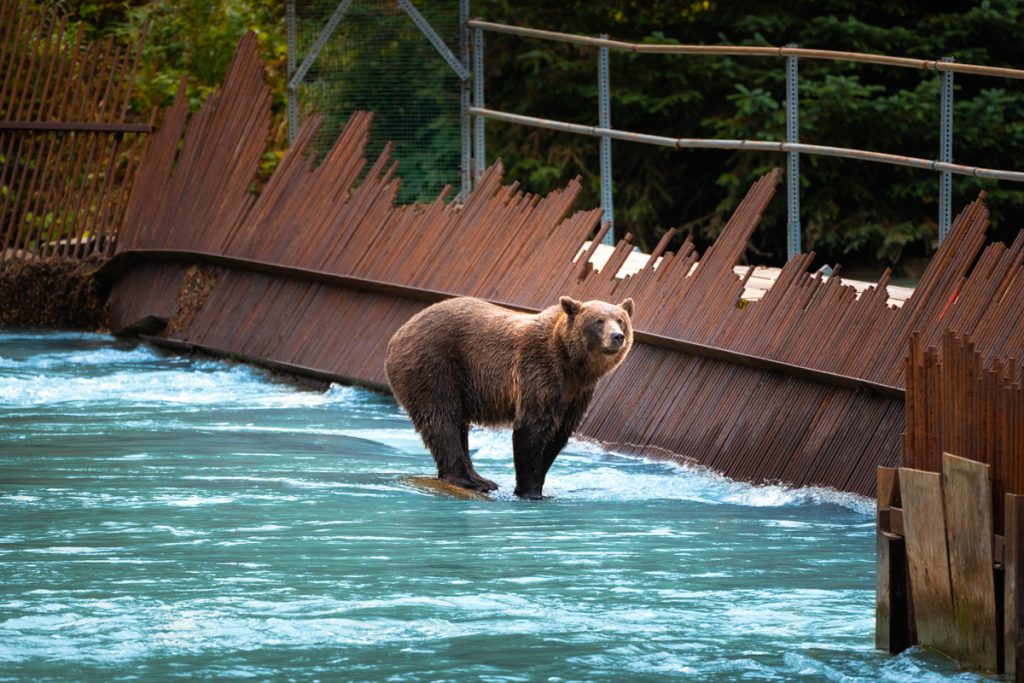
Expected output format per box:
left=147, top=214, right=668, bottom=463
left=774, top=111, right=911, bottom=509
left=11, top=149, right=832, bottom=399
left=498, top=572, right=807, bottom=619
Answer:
left=0, top=258, right=108, bottom=330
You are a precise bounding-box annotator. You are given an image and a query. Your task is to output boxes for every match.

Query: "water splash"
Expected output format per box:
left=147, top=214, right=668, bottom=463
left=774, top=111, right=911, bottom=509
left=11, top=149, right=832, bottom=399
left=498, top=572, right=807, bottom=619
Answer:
left=464, top=426, right=874, bottom=514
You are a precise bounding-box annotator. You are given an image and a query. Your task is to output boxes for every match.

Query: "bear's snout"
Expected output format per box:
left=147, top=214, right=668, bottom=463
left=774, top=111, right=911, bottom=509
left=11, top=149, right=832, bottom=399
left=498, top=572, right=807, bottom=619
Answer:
left=601, top=321, right=627, bottom=353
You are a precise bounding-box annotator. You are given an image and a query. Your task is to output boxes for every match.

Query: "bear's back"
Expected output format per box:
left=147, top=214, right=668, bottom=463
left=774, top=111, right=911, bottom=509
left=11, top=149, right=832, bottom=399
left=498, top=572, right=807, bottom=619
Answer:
left=386, top=297, right=541, bottom=426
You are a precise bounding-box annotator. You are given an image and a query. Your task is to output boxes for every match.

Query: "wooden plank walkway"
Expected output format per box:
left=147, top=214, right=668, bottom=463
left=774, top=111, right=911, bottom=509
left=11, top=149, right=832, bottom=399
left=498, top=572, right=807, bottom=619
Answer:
left=582, top=242, right=915, bottom=307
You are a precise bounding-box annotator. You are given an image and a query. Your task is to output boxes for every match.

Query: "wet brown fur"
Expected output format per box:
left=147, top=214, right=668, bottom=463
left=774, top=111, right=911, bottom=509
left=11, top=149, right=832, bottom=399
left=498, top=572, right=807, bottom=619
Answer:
left=385, top=296, right=634, bottom=498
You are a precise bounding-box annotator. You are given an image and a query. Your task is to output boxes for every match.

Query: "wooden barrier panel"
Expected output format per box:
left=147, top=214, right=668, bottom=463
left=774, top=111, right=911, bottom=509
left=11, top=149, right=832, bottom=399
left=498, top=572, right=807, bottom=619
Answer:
left=883, top=457, right=1004, bottom=673
left=876, top=466, right=912, bottom=653
left=942, top=453, right=998, bottom=671
left=900, top=467, right=957, bottom=655
left=1006, top=493, right=1024, bottom=677
left=884, top=333, right=1024, bottom=675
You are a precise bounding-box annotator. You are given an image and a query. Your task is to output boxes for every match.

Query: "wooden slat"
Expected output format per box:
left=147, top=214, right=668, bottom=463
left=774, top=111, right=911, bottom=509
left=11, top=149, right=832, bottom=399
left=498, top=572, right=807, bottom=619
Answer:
left=900, top=467, right=957, bottom=655
left=0, top=121, right=153, bottom=132
left=1006, top=493, right=1024, bottom=677
left=942, top=452, right=998, bottom=671
left=876, top=530, right=912, bottom=653
left=877, top=467, right=913, bottom=654
left=878, top=466, right=898, bottom=518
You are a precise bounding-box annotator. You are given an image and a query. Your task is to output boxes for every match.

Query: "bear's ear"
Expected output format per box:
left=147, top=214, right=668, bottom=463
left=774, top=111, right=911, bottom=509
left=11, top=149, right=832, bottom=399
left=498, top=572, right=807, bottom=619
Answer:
left=560, top=296, right=583, bottom=318
left=619, top=298, right=634, bottom=317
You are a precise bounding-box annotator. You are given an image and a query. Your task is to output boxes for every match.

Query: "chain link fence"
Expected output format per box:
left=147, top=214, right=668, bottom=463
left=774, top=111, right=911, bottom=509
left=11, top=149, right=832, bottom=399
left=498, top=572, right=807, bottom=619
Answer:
left=291, top=0, right=462, bottom=204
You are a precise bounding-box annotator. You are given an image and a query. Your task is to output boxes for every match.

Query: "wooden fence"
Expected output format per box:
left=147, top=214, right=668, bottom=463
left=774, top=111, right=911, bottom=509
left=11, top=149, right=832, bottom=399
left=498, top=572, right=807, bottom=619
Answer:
left=0, top=0, right=150, bottom=261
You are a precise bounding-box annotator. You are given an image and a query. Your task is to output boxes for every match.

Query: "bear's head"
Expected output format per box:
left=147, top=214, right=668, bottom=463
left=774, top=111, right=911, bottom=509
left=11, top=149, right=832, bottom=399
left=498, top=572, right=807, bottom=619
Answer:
left=559, top=296, right=635, bottom=377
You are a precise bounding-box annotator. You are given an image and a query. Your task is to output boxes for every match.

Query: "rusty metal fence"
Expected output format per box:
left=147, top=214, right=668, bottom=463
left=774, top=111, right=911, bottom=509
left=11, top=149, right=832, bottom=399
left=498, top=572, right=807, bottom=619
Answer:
left=102, top=35, right=1024, bottom=498
left=0, top=0, right=151, bottom=261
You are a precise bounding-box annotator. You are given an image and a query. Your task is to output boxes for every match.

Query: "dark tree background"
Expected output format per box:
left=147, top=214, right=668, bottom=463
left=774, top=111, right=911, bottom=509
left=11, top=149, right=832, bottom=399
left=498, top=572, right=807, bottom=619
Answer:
left=57, top=0, right=1024, bottom=277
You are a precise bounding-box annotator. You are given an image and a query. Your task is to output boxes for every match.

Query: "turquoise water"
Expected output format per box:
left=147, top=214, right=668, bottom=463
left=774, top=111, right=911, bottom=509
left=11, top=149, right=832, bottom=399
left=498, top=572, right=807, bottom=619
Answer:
left=0, top=332, right=987, bottom=681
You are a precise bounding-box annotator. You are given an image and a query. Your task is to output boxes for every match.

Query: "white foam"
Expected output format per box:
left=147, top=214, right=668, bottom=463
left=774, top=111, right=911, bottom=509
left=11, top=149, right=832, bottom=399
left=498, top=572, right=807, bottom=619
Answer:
left=158, top=495, right=235, bottom=507
left=0, top=341, right=381, bottom=411
left=454, top=428, right=873, bottom=514
left=151, top=525, right=208, bottom=538
left=542, top=461, right=872, bottom=513
left=1, top=495, right=40, bottom=504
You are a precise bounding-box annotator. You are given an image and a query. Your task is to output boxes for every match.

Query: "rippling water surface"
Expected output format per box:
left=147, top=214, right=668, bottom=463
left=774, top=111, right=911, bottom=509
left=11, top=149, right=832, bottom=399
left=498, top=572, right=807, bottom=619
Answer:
left=0, top=332, right=989, bottom=681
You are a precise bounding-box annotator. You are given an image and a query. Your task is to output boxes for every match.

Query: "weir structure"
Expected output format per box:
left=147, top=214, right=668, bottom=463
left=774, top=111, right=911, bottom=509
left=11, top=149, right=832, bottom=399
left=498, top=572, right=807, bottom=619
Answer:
left=101, top=35, right=1024, bottom=502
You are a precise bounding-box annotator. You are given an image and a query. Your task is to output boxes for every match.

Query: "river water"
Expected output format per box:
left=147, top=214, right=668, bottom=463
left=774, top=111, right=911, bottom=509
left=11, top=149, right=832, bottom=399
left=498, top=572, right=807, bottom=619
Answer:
left=0, top=332, right=988, bottom=681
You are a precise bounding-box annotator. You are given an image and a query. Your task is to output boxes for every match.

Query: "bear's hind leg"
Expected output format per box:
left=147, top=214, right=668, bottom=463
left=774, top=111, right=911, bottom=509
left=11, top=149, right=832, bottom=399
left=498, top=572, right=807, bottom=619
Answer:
left=421, top=419, right=493, bottom=492
left=460, top=424, right=498, bottom=492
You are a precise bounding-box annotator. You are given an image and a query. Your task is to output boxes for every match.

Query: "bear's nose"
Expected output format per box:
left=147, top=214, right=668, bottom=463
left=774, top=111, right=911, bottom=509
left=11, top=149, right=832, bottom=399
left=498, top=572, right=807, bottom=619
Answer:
left=611, top=332, right=625, bottom=346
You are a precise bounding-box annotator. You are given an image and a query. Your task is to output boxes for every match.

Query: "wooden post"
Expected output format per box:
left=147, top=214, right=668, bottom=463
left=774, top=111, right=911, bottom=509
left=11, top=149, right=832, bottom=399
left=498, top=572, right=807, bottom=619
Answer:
left=942, top=453, right=998, bottom=671
left=1006, top=493, right=1024, bottom=678
left=877, top=466, right=912, bottom=652
left=900, top=467, right=957, bottom=655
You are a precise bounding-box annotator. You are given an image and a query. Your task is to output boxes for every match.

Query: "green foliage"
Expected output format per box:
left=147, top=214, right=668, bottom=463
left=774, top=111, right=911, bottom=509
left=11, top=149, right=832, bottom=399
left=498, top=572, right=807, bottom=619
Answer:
left=65, top=0, right=286, bottom=109
left=61, top=0, right=288, bottom=179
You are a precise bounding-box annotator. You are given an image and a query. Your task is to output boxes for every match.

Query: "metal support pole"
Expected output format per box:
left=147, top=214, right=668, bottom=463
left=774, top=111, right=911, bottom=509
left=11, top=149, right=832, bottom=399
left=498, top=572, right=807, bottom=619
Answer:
left=396, top=0, right=470, bottom=80
left=473, top=26, right=485, bottom=182
left=288, top=0, right=354, bottom=92
left=786, top=47, right=801, bottom=261
left=939, top=56, right=955, bottom=242
left=459, top=0, right=471, bottom=201
left=598, top=34, right=614, bottom=245
left=286, top=0, right=297, bottom=146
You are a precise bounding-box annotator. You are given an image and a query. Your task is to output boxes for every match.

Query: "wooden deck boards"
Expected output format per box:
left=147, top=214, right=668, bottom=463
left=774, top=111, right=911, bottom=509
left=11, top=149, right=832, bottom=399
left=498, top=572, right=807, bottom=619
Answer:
left=581, top=242, right=915, bottom=307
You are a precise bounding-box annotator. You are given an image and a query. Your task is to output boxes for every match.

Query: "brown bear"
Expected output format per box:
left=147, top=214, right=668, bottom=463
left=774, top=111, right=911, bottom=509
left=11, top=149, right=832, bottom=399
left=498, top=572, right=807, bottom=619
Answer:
left=385, top=295, right=634, bottom=499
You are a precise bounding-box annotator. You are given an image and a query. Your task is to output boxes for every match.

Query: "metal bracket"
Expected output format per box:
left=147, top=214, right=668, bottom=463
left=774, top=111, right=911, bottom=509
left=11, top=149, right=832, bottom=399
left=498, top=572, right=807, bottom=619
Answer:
left=288, top=0, right=355, bottom=92
left=396, top=0, right=470, bottom=81
left=938, top=56, right=955, bottom=242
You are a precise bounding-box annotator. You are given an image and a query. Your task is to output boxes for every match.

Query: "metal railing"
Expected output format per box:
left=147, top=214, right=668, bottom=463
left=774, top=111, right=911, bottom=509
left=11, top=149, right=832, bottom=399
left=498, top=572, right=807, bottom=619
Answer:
left=467, top=18, right=1024, bottom=259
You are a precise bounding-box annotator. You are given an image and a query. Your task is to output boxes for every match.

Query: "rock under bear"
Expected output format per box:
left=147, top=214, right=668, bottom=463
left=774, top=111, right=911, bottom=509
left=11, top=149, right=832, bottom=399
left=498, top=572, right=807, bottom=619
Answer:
left=385, top=295, right=635, bottom=498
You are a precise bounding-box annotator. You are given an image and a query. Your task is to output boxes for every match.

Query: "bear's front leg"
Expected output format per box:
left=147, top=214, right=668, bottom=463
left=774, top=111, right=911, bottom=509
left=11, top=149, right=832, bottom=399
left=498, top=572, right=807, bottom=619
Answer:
left=512, top=422, right=552, bottom=499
